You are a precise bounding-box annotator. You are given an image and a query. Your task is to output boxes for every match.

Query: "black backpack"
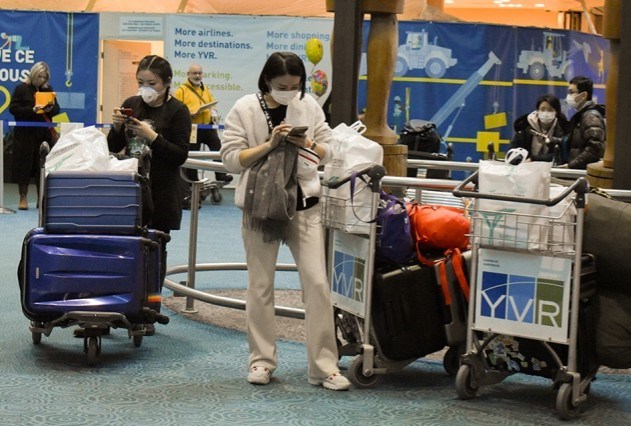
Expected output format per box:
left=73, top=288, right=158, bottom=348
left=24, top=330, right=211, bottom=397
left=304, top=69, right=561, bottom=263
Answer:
left=399, top=119, right=442, bottom=155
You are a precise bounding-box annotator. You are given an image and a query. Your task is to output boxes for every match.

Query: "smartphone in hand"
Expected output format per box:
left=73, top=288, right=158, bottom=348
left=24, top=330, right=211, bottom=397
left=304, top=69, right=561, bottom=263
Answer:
left=287, top=126, right=308, bottom=137
left=119, top=108, right=134, bottom=118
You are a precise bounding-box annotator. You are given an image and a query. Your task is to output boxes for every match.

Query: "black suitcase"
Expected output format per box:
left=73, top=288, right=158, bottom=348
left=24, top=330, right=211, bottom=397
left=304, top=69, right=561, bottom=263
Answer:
left=483, top=254, right=598, bottom=379
left=371, top=263, right=447, bottom=361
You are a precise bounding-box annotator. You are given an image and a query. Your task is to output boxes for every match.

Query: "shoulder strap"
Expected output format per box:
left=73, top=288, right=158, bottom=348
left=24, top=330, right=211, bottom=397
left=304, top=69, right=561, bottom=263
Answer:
left=183, top=82, right=208, bottom=104
left=437, top=248, right=470, bottom=306
left=256, top=92, right=274, bottom=133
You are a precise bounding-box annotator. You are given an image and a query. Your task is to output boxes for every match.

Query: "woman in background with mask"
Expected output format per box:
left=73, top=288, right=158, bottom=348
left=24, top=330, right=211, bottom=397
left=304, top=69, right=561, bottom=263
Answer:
left=510, top=93, right=568, bottom=163
left=107, top=55, right=191, bottom=233
left=220, top=51, right=350, bottom=391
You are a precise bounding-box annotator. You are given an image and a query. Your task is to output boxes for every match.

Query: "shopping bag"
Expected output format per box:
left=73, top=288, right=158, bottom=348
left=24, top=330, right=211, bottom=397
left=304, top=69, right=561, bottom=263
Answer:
left=44, top=126, right=111, bottom=175
left=323, top=121, right=383, bottom=234
left=374, top=191, right=416, bottom=266
left=477, top=149, right=551, bottom=249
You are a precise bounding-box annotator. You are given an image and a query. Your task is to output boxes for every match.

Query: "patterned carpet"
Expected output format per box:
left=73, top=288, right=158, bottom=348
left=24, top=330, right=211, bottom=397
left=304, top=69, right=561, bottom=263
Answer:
left=1, top=183, right=630, bottom=425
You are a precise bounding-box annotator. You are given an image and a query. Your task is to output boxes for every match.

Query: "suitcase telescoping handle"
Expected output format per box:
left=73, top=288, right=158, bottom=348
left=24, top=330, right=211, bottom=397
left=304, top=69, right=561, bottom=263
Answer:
left=452, top=171, right=588, bottom=208
left=38, top=142, right=51, bottom=228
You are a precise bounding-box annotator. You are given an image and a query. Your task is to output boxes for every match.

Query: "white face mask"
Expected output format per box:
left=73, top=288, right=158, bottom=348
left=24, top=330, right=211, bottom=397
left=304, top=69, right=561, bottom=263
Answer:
left=566, top=93, right=580, bottom=109
left=270, top=88, right=299, bottom=105
left=538, top=111, right=556, bottom=124
left=138, top=86, right=163, bottom=104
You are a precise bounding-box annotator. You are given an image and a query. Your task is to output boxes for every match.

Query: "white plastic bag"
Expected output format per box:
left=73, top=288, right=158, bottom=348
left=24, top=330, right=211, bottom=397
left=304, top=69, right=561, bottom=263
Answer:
left=45, top=126, right=111, bottom=175
left=323, top=121, right=383, bottom=234
left=477, top=155, right=551, bottom=249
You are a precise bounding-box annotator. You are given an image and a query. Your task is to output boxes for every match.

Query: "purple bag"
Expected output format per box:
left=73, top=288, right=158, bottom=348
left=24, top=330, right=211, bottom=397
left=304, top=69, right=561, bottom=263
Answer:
left=374, top=191, right=416, bottom=266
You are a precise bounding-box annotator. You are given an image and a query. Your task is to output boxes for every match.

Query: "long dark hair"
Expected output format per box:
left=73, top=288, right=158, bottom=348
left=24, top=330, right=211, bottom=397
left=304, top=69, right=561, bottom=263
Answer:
left=257, top=52, right=306, bottom=99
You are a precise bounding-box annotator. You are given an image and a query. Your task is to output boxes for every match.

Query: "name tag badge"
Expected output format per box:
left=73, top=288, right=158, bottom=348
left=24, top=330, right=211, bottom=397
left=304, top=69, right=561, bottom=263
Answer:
left=190, top=124, right=198, bottom=144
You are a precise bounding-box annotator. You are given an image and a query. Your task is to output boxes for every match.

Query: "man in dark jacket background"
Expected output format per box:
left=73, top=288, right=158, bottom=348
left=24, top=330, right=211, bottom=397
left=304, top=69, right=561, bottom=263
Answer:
left=561, top=75, right=605, bottom=169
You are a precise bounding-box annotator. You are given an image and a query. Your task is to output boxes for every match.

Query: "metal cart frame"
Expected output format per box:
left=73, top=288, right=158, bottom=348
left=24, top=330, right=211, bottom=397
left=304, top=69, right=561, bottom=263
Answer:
left=453, top=171, right=594, bottom=419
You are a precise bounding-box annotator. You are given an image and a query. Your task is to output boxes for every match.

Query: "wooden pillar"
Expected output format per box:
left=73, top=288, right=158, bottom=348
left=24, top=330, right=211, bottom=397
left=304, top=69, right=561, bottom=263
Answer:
left=327, top=0, right=409, bottom=194
left=587, top=0, right=619, bottom=188
left=613, top=0, right=631, bottom=189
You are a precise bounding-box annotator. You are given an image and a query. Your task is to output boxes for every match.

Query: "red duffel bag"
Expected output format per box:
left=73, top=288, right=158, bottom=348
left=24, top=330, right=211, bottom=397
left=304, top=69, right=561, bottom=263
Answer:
left=406, top=203, right=470, bottom=265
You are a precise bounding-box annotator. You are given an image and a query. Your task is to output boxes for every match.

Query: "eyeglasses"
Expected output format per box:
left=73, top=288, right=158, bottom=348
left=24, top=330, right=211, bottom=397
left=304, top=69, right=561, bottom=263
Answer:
left=189, top=71, right=203, bottom=75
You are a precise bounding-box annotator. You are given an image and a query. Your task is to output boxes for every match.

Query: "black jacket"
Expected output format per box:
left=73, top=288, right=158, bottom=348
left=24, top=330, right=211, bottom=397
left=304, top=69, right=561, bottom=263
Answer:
left=510, top=111, right=567, bottom=163
left=566, top=101, right=606, bottom=169
left=107, top=96, right=191, bottom=232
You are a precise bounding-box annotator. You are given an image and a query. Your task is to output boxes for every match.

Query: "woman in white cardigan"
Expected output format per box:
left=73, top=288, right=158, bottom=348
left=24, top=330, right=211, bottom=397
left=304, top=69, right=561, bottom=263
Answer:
left=220, top=52, right=350, bottom=391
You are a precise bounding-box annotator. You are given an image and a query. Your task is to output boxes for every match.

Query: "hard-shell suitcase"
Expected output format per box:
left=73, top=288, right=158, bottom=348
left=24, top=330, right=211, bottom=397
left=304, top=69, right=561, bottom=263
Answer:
left=371, top=262, right=447, bottom=361
left=20, top=228, right=166, bottom=324
left=44, top=171, right=143, bottom=235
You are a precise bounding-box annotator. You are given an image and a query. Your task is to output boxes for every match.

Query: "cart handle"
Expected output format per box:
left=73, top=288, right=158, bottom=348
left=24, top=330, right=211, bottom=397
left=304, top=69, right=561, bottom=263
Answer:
left=321, top=163, right=386, bottom=192
left=453, top=170, right=589, bottom=207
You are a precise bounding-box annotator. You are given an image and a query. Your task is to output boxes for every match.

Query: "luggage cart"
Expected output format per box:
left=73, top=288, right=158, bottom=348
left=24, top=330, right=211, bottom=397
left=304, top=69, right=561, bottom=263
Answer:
left=322, top=164, right=463, bottom=387
left=452, top=172, right=596, bottom=419
left=19, top=142, right=169, bottom=366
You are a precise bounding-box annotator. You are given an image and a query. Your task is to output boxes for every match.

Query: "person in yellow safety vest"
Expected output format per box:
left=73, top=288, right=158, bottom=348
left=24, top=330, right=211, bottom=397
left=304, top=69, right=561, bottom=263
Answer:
left=173, top=64, right=232, bottom=209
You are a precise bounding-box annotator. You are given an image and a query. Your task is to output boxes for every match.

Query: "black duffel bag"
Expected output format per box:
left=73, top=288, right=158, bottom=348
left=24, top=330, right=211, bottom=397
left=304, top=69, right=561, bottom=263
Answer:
left=399, top=119, right=441, bottom=154
left=399, top=119, right=447, bottom=178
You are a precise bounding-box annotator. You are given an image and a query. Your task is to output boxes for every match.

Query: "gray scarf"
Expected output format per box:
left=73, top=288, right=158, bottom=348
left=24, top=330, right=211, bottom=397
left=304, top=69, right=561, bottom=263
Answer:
left=243, top=142, right=298, bottom=243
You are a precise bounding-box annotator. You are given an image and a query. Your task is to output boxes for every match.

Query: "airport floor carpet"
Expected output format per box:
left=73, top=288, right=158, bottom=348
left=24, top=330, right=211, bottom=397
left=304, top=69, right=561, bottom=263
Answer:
left=1, top=182, right=630, bottom=425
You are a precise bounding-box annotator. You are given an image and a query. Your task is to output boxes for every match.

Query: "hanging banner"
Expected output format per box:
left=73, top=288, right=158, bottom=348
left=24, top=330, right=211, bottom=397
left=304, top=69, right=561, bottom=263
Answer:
left=165, top=15, right=333, bottom=124
left=357, top=21, right=608, bottom=169
left=0, top=10, right=99, bottom=125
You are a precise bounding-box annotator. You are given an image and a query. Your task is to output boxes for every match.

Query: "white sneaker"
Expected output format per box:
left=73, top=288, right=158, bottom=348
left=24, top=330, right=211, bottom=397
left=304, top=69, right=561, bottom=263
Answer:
left=308, top=372, right=351, bottom=391
left=247, top=366, right=272, bottom=385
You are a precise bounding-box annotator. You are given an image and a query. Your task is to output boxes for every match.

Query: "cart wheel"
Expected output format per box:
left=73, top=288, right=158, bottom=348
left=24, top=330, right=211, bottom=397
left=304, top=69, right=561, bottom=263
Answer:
left=443, top=345, right=463, bottom=376
left=132, top=324, right=143, bottom=347
left=86, top=336, right=99, bottom=366
left=32, top=331, right=42, bottom=345
left=210, top=189, right=223, bottom=204
left=556, top=383, right=581, bottom=420
left=455, top=364, right=479, bottom=399
left=348, top=355, right=380, bottom=389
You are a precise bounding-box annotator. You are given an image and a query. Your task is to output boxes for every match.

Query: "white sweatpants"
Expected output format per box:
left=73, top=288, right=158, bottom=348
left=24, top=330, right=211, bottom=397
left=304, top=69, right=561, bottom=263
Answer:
left=242, top=204, right=340, bottom=380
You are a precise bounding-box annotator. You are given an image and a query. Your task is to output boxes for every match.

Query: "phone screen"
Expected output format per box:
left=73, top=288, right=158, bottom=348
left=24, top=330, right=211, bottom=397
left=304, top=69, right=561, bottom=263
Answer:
left=288, top=126, right=308, bottom=137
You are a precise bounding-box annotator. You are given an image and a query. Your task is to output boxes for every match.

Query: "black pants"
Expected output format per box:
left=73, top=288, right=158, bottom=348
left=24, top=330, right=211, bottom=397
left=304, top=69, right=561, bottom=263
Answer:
left=184, top=128, right=228, bottom=182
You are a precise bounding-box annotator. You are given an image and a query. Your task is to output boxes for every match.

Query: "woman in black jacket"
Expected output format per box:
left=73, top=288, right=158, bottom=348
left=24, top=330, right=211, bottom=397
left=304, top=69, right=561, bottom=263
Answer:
left=510, top=94, right=568, bottom=163
left=9, top=61, right=60, bottom=210
left=107, top=55, right=191, bottom=233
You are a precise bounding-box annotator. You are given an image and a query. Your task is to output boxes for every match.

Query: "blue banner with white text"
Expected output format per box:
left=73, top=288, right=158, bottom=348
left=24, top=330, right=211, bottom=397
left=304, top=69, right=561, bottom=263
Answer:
left=0, top=10, right=99, bottom=125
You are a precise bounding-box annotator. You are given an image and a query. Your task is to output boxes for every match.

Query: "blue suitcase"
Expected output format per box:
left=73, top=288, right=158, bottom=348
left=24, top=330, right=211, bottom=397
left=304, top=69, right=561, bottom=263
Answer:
left=20, top=228, right=167, bottom=324
left=44, top=171, right=143, bottom=235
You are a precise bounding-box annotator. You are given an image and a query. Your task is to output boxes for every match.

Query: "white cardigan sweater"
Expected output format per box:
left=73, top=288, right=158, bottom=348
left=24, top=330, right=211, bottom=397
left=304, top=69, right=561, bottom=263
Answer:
left=220, top=93, right=334, bottom=208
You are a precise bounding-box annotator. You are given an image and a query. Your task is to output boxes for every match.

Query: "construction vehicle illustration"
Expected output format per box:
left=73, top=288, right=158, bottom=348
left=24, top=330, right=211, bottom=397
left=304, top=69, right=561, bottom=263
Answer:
left=395, top=30, right=457, bottom=78
left=359, top=30, right=457, bottom=78
left=516, top=31, right=592, bottom=81
left=430, top=51, right=502, bottom=140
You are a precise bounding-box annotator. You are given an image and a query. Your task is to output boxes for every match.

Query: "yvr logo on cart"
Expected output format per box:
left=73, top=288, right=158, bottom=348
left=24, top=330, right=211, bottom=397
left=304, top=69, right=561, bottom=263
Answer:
left=480, top=272, right=564, bottom=327
left=331, top=251, right=365, bottom=302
